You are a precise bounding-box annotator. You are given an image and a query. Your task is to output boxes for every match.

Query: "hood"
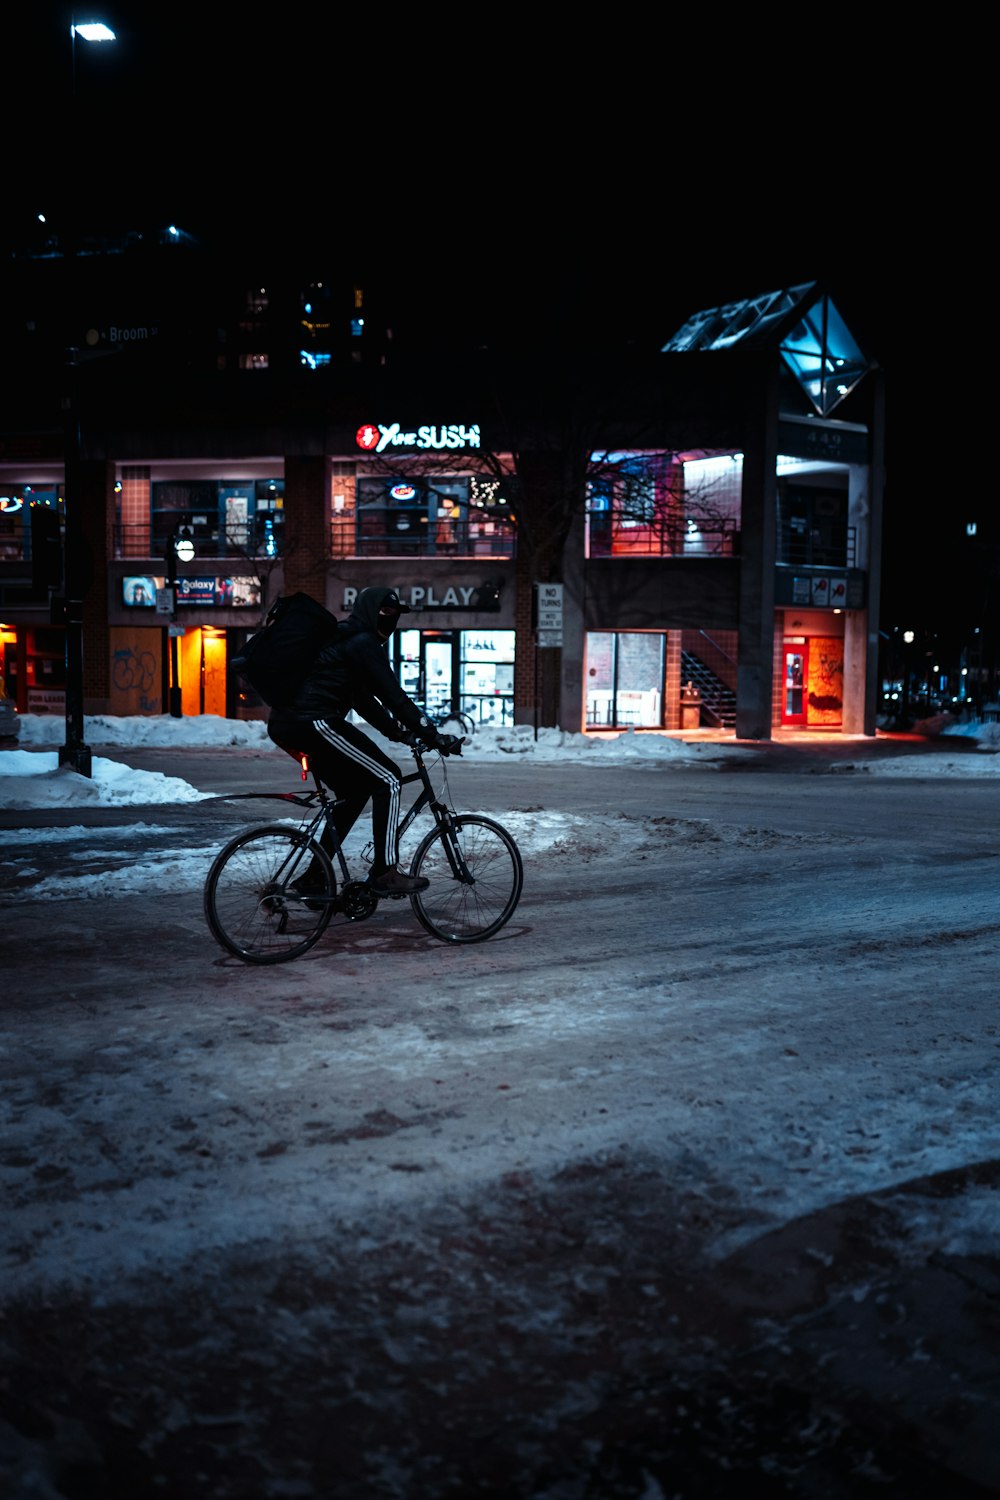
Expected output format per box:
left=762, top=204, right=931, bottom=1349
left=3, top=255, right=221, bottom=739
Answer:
left=350, top=586, right=411, bottom=633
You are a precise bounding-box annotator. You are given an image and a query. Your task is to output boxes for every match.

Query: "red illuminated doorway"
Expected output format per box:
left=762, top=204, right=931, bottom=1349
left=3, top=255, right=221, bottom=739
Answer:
left=783, top=642, right=807, bottom=726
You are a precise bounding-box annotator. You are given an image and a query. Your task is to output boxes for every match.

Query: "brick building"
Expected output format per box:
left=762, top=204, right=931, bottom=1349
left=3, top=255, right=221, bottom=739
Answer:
left=0, top=234, right=885, bottom=744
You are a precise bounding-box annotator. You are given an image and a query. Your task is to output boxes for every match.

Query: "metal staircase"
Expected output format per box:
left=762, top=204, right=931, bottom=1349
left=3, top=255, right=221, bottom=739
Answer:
left=680, top=652, right=737, bottom=728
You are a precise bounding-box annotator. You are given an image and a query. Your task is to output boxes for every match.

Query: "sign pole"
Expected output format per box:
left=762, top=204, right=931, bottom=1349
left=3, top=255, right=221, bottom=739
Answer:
left=532, top=582, right=564, bottom=735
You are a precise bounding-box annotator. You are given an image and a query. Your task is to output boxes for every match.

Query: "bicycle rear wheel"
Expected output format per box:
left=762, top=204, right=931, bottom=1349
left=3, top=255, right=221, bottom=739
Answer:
left=204, top=826, right=336, bottom=964
left=409, top=814, right=522, bottom=943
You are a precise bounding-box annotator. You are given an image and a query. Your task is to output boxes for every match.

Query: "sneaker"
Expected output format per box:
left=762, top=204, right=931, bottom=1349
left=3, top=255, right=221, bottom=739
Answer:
left=366, top=866, right=430, bottom=898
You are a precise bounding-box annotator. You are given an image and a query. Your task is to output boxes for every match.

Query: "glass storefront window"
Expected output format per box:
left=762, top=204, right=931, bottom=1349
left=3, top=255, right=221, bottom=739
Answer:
left=389, top=628, right=515, bottom=727
left=357, top=477, right=467, bottom=556
left=461, top=630, right=515, bottom=727
left=151, top=479, right=217, bottom=554
left=586, top=451, right=742, bottom=559
left=396, top=628, right=422, bottom=701
left=0, top=488, right=60, bottom=562
left=586, top=631, right=664, bottom=729
left=354, top=476, right=515, bottom=558
left=149, top=479, right=284, bottom=557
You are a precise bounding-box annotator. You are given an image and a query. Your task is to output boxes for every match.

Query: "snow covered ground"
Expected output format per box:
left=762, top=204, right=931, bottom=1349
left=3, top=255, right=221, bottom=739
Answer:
left=5, top=710, right=1000, bottom=812
left=3, top=712, right=999, bottom=1495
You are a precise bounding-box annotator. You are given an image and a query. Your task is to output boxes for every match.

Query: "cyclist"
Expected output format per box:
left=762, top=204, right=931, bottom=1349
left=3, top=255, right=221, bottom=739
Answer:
left=267, top=586, right=461, bottom=897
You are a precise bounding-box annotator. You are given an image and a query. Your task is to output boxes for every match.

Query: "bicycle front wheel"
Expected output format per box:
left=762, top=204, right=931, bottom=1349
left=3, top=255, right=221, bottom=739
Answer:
left=204, top=827, right=335, bottom=965
left=409, top=815, right=522, bottom=943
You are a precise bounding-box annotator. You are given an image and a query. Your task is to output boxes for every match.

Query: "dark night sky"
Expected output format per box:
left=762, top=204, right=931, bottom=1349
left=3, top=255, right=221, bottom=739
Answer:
left=8, top=9, right=904, bottom=358
left=9, top=8, right=932, bottom=619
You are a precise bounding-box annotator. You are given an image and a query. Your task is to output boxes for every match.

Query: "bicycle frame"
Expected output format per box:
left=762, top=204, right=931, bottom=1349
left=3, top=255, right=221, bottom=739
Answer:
left=397, top=758, right=472, bottom=883
left=221, top=746, right=473, bottom=887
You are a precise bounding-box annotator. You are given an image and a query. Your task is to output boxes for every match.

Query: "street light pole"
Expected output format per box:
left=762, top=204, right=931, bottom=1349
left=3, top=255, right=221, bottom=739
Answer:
left=57, top=14, right=116, bottom=777
left=901, top=629, right=915, bottom=725
left=59, top=347, right=91, bottom=775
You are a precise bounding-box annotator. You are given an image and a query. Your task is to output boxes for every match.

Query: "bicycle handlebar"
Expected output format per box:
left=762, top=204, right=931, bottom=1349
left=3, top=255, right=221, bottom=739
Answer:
left=408, top=735, right=463, bottom=757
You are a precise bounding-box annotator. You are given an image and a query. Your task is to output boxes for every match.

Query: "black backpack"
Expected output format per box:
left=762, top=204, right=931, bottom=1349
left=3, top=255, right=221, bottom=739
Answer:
left=231, top=592, right=342, bottom=708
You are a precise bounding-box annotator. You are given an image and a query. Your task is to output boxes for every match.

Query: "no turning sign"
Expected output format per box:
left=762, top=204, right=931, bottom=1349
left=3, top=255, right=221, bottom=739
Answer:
left=534, top=582, right=563, bottom=647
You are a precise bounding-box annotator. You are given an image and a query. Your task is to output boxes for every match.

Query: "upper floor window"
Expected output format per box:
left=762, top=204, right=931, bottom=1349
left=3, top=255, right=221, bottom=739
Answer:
left=0, top=488, right=60, bottom=562
left=777, top=475, right=850, bottom=568
left=587, top=452, right=742, bottom=558
left=240, top=288, right=269, bottom=332
left=354, top=476, right=515, bottom=558
left=146, top=478, right=284, bottom=557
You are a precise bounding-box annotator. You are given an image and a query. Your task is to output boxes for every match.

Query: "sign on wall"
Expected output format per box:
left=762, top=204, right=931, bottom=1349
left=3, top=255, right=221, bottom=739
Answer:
left=342, top=584, right=491, bottom=611
left=122, top=575, right=262, bottom=608
left=534, top=582, right=564, bottom=648
left=777, top=571, right=865, bottom=610
left=355, top=423, right=481, bottom=454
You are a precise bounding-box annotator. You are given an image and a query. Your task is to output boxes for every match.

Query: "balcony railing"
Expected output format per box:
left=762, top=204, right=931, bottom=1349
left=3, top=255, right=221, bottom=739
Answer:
left=586, top=516, right=858, bottom=569
left=588, top=516, right=740, bottom=558
left=114, top=523, right=280, bottom=560
left=114, top=522, right=515, bottom=562
left=354, top=509, right=517, bottom=559
left=777, top=527, right=857, bottom=569
left=352, top=535, right=516, bottom=559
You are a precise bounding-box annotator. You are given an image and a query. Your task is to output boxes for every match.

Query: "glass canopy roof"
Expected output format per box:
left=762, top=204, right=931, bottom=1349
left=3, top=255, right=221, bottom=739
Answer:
left=661, top=282, right=872, bottom=417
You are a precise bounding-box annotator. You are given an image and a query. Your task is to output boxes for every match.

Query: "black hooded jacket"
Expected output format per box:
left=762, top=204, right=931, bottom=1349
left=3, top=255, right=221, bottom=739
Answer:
left=282, top=586, right=433, bottom=739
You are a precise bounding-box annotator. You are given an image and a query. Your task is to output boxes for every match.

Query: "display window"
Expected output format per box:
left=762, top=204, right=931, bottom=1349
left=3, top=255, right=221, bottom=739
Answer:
left=586, top=631, right=664, bottom=728
left=390, top=628, right=515, bottom=726
left=355, top=476, right=515, bottom=558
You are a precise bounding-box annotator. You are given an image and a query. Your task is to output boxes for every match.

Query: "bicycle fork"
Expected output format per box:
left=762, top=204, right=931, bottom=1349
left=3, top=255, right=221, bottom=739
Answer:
left=430, top=800, right=475, bottom=885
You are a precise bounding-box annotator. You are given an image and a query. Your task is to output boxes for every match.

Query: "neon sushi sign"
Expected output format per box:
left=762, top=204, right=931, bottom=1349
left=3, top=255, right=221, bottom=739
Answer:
left=356, top=423, right=481, bottom=454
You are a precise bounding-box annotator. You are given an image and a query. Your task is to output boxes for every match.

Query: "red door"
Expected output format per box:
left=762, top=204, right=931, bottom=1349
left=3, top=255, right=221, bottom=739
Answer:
left=783, top=645, right=807, bottom=726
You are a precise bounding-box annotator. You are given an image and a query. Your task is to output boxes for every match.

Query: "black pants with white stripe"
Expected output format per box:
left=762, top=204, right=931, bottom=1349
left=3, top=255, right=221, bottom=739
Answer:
left=267, top=712, right=403, bottom=876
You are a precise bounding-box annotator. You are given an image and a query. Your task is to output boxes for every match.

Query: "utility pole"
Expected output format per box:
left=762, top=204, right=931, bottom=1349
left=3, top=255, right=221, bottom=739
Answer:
left=57, top=350, right=92, bottom=774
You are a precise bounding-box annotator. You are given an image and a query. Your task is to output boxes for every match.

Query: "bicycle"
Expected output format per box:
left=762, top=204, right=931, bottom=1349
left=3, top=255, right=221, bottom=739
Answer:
left=203, top=737, right=523, bottom=965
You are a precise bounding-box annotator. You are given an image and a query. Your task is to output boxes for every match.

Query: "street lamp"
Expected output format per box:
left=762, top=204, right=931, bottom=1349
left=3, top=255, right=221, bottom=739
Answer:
left=901, top=630, right=915, bottom=723
left=57, top=15, right=117, bottom=778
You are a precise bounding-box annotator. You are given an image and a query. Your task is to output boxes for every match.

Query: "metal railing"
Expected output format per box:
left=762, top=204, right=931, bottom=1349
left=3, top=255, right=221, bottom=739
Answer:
left=113, top=522, right=515, bottom=562
left=587, top=516, right=740, bottom=558
left=777, top=527, right=857, bottom=569
left=352, top=535, right=516, bottom=559
left=113, top=523, right=279, bottom=560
